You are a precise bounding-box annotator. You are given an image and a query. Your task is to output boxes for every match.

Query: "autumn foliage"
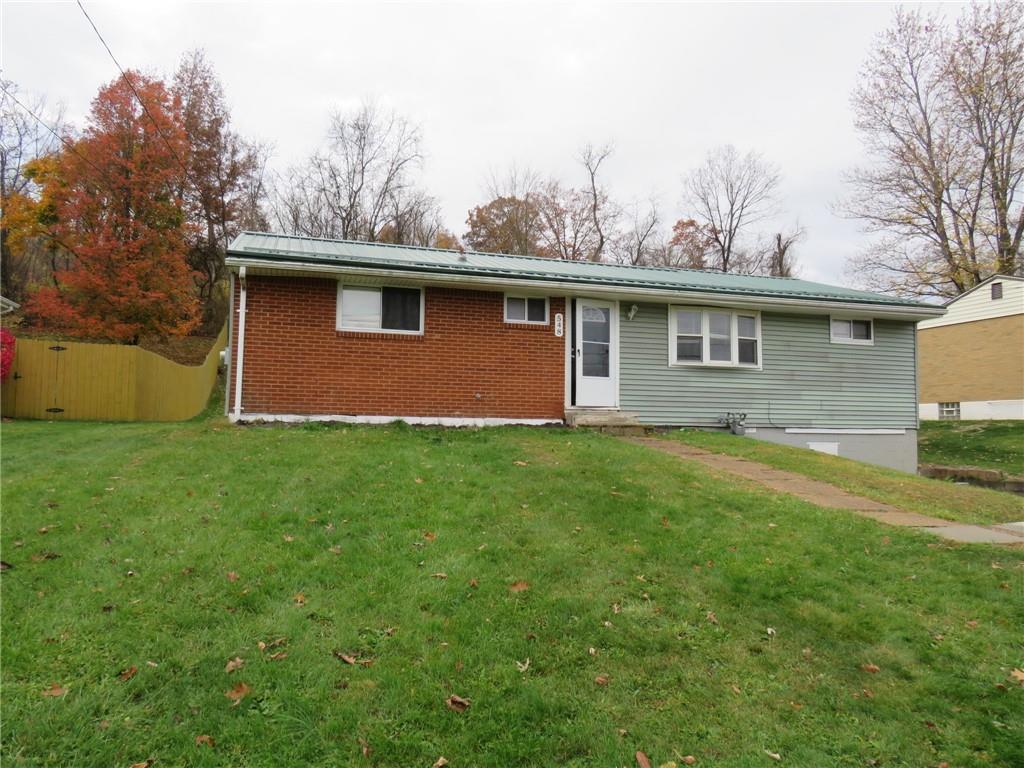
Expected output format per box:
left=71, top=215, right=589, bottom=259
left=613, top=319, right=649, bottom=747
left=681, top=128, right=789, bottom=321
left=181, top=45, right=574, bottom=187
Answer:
left=24, top=74, right=199, bottom=342
left=0, top=328, right=15, bottom=380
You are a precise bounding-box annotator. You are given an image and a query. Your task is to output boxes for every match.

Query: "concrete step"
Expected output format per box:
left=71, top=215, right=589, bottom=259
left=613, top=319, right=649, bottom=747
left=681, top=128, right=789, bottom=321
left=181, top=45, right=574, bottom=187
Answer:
left=565, top=409, right=642, bottom=427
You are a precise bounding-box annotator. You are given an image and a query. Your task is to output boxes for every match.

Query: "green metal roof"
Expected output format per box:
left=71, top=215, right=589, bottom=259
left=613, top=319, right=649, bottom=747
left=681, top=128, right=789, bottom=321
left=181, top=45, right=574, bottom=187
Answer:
left=227, top=231, right=937, bottom=310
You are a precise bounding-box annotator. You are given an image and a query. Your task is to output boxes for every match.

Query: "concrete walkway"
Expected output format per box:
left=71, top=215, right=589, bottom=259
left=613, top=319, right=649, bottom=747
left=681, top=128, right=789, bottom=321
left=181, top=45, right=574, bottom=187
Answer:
left=627, top=437, right=1024, bottom=545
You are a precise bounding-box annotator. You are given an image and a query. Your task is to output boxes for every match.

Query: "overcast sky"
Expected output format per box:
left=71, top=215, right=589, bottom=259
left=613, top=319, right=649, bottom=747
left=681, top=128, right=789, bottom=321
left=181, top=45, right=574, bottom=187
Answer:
left=2, top=1, right=960, bottom=287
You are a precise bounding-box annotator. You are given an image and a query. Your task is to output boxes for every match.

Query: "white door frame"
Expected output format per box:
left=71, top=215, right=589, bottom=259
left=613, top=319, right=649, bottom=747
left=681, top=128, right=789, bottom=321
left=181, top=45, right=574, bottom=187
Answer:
left=573, top=297, right=619, bottom=408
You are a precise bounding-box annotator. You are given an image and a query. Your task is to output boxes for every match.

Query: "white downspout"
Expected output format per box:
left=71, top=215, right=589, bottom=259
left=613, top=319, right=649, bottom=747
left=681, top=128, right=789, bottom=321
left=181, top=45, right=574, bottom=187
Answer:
left=232, top=266, right=247, bottom=421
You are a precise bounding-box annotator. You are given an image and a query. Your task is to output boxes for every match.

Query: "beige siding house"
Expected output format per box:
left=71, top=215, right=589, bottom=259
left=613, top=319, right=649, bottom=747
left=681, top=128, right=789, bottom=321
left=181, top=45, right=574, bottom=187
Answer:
left=918, top=275, right=1024, bottom=420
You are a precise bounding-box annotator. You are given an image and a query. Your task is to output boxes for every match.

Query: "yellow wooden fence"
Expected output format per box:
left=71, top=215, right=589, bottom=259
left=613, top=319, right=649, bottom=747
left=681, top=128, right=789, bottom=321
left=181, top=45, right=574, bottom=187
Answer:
left=1, top=325, right=227, bottom=421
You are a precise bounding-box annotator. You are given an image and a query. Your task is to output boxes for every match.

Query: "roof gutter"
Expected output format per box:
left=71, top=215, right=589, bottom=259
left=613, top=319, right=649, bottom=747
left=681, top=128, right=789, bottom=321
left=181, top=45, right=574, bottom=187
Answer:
left=225, top=255, right=945, bottom=320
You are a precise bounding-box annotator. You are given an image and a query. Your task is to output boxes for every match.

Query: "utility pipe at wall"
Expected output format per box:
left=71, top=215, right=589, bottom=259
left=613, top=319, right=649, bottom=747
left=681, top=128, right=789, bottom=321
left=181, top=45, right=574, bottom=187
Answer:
left=232, top=267, right=247, bottom=420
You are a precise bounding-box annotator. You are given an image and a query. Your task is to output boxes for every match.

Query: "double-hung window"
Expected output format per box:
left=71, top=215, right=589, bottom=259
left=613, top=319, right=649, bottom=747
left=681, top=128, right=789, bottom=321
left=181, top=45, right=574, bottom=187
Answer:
left=337, top=284, right=423, bottom=334
left=830, top=317, right=873, bottom=345
left=505, top=295, right=548, bottom=324
left=669, top=306, right=761, bottom=368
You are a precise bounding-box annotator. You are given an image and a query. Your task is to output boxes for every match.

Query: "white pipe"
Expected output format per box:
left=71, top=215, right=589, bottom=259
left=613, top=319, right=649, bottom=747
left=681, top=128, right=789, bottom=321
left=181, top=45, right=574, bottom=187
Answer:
left=232, top=267, right=247, bottom=419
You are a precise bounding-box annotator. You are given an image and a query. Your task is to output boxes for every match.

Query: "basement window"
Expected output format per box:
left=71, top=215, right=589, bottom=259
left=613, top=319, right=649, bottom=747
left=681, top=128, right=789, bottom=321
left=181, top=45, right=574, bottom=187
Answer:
left=938, top=402, right=961, bottom=421
left=505, top=295, right=548, bottom=324
left=830, top=317, right=874, bottom=345
left=668, top=306, right=761, bottom=368
left=337, top=285, right=423, bottom=334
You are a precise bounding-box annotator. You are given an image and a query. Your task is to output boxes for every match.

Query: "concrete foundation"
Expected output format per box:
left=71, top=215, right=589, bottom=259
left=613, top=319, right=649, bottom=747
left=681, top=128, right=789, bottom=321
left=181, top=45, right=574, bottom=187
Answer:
left=744, top=427, right=919, bottom=474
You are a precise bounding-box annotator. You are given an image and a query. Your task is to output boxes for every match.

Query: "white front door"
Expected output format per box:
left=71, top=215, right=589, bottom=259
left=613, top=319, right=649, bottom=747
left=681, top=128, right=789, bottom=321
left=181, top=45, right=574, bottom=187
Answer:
left=575, top=298, right=617, bottom=407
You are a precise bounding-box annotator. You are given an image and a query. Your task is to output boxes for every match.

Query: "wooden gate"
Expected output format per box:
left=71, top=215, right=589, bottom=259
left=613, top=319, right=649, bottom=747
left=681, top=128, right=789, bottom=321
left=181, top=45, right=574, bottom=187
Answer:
left=1, top=326, right=225, bottom=421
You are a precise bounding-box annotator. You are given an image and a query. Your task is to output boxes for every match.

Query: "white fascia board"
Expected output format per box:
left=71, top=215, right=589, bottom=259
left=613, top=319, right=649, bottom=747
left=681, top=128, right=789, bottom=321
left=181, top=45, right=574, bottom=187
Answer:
left=225, top=257, right=944, bottom=321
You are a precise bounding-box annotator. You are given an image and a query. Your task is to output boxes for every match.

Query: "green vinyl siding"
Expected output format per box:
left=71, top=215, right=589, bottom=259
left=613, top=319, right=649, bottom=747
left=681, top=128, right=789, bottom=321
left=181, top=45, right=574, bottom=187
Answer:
left=619, top=303, right=918, bottom=428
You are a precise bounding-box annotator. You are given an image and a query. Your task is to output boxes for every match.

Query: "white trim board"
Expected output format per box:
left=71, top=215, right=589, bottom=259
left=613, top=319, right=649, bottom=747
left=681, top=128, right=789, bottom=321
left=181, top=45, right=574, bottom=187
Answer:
left=784, top=428, right=907, bottom=435
left=230, top=413, right=564, bottom=427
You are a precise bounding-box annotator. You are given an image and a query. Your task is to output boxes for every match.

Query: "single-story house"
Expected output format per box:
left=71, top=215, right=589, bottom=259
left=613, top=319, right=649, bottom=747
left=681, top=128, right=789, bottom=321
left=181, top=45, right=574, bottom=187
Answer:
left=224, top=232, right=944, bottom=472
left=917, top=274, right=1024, bottom=420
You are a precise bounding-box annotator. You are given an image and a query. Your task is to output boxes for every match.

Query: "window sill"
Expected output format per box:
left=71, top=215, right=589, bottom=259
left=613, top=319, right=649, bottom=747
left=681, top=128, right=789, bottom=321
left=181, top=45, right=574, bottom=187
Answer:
left=669, top=361, right=762, bottom=370
left=336, top=328, right=424, bottom=340
left=829, top=338, right=874, bottom=346
left=503, top=321, right=550, bottom=328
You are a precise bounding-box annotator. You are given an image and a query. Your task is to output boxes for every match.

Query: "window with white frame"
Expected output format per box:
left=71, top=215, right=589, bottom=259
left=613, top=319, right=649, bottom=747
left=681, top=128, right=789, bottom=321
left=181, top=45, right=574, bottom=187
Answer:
left=938, top=402, right=960, bottom=420
left=669, top=306, right=761, bottom=367
left=336, top=284, right=423, bottom=333
left=830, top=317, right=873, bottom=345
left=504, top=295, right=548, bottom=324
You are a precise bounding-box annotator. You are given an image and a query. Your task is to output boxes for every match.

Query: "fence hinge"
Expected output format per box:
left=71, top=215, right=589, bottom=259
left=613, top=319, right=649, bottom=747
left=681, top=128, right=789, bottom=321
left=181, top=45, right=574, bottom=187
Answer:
left=48, top=345, right=67, bottom=352
left=45, top=407, right=65, bottom=413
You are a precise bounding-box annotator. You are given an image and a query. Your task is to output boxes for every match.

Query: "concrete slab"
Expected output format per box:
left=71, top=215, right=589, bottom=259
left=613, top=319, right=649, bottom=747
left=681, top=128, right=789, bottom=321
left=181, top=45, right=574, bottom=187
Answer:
left=624, top=436, right=1022, bottom=545
left=921, top=525, right=1024, bottom=545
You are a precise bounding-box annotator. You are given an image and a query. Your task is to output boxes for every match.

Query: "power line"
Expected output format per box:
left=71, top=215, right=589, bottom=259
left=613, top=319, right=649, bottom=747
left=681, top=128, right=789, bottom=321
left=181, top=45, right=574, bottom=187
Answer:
left=0, top=82, right=132, bottom=213
left=75, top=0, right=191, bottom=182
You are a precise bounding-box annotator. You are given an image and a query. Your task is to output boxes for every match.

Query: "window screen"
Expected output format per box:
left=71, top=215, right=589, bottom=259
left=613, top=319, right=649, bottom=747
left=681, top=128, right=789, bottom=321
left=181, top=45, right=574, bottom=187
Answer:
left=382, top=287, right=421, bottom=331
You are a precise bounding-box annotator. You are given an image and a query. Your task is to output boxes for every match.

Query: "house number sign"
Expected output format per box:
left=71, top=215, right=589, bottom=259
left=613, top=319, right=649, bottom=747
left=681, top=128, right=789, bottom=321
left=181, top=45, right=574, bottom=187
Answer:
left=554, top=313, right=564, bottom=337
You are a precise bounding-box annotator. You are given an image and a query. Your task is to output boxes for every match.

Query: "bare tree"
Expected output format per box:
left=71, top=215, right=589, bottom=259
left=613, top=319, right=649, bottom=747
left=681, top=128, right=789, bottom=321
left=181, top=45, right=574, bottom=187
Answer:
left=761, top=227, right=804, bottom=277
left=843, top=3, right=1023, bottom=298
left=535, top=179, right=602, bottom=260
left=580, top=143, right=618, bottom=261
left=271, top=101, right=439, bottom=244
left=611, top=199, right=660, bottom=265
left=1, top=79, right=66, bottom=300
left=683, top=145, right=781, bottom=273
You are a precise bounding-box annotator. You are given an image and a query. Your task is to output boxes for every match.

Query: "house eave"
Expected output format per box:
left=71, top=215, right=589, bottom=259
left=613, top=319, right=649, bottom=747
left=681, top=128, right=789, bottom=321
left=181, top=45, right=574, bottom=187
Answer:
left=224, top=255, right=946, bottom=321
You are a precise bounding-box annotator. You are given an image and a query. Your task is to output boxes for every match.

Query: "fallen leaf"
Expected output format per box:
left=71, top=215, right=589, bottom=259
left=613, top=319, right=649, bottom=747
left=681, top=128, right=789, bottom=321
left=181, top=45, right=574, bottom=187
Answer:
left=660, top=516, right=670, bottom=528
left=0, top=561, right=11, bottom=570
left=433, top=758, right=449, bottom=768
left=594, top=674, right=610, bottom=686
left=414, top=478, right=424, bottom=484
left=118, top=665, right=137, bottom=681
left=226, top=571, right=239, bottom=582
left=682, top=757, right=697, bottom=766
left=469, top=578, right=479, bottom=588
left=293, top=592, right=306, bottom=606
left=423, top=531, right=437, bottom=542
left=765, top=627, right=776, bottom=638
left=764, top=750, right=781, bottom=761
left=1010, top=668, right=1024, bottom=685
left=329, top=545, right=342, bottom=555
left=445, top=693, right=470, bottom=712
left=509, top=580, right=530, bottom=593
left=516, top=658, right=530, bottom=672
left=225, top=681, right=251, bottom=706
left=283, top=534, right=295, bottom=542
left=432, top=572, right=448, bottom=580
left=589, top=647, right=598, bottom=657
left=513, top=460, right=529, bottom=466
left=129, top=762, right=153, bottom=768
left=195, top=734, right=215, bottom=747
left=861, top=663, right=880, bottom=674
left=730, top=684, right=742, bottom=694
left=636, top=751, right=652, bottom=768
left=41, top=683, right=66, bottom=697
left=358, top=737, right=371, bottom=757
left=966, top=620, right=979, bottom=628
left=225, top=656, right=244, bottom=673
left=268, top=651, right=288, bottom=661
left=31, top=551, right=61, bottom=562
left=706, top=611, right=718, bottom=624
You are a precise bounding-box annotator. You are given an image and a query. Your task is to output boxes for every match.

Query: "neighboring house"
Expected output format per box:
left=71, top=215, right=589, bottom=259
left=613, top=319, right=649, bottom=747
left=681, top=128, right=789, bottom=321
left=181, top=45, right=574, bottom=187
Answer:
left=224, top=232, right=943, bottom=472
left=917, top=274, right=1024, bottom=421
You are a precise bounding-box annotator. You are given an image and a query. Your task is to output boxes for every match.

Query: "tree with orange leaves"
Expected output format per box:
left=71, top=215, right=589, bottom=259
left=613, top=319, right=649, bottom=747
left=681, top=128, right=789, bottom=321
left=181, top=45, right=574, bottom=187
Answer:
left=24, top=73, right=199, bottom=343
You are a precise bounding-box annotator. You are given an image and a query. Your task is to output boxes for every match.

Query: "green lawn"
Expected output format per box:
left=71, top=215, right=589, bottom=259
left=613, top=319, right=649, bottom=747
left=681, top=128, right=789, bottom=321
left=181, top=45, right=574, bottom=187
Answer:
left=669, top=429, right=1024, bottom=526
left=919, top=420, right=1024, bottom=476
left=2, top=417, right=1022, bottom=767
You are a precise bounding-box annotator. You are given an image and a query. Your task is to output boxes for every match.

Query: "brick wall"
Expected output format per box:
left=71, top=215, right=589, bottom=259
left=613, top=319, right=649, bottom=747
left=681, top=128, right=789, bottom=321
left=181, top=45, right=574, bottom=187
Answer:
left=918, top=314, right=1024, bottom=403
left=227, top=276, right=566, bottom=419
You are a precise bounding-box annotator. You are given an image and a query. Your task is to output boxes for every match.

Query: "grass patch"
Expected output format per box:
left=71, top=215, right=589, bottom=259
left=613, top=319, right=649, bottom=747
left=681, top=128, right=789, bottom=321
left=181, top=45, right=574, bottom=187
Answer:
left=2, top=418, right=1023, bottom=767
left=919, top=421, right=1024, bottom=476
left=668, top=429, right=1024, bottom=526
